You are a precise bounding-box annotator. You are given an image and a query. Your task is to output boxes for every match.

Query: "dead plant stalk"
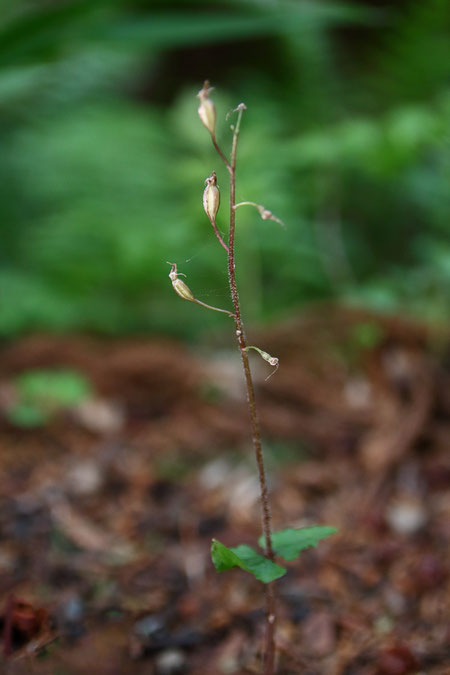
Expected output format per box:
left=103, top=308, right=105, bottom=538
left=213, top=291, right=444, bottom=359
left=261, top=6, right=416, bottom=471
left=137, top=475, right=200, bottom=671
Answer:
left=225, top=104, right=276, bottom=675
left=169, top=82, right=337, bottom=674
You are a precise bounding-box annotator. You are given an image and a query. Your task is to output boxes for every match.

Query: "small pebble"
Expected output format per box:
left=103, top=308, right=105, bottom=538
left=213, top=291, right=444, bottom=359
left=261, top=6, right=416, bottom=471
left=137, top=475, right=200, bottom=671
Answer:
left=74, top=398, right=124, bottom=434
left=385, top=498, right=427, bottom=535
left=156, top=649, right=185, bottom=674
left=67, top=460, right=103, bottom=496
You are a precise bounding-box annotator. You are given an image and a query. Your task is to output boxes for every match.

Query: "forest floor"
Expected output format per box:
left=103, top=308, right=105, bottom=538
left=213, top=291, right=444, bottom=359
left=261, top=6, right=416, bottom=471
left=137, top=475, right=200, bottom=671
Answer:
left=0, top=307, right=449, bottom=675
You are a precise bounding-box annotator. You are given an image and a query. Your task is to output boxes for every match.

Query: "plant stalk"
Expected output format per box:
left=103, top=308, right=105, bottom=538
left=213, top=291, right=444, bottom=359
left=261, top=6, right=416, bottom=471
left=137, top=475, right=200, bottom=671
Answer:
left=218, top=106, right=276, bottom=675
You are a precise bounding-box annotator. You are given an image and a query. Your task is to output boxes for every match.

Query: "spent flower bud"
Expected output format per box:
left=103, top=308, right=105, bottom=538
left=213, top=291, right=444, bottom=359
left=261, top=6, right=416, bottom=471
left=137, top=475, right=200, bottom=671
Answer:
left=233, top=201, right=286, bottom=228
left=197, top=80, right=216, bottom=137
left=203, top=172, right=220, bottom=224
left=244, top=345, right=279, bottom=380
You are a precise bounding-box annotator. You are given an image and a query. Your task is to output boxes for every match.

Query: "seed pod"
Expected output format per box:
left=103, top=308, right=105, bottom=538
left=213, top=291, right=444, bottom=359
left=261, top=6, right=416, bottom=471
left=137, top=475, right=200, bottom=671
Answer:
left=167, top=262, right=234, bottom=317
left=172, top=278, right=195, bottom=302
left=197, top=81, right=216, bottom=136
left=168, top=262, right=195, bottom=302
left=203, top=172, right=220, bottom=223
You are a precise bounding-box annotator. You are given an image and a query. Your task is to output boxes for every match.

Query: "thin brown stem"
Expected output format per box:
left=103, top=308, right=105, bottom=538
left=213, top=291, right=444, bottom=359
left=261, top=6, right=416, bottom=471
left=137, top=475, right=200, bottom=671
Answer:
left=210, top=218, right=229, bottom=253
left=193, top=298, right=234, bottom=317
left=211, top=134, right=231, bottom=172
left=216, top=106, right=276, bottom=675
left=265, top=584, right=276, bottom=673
left=230, top=105, right=246, bottom=171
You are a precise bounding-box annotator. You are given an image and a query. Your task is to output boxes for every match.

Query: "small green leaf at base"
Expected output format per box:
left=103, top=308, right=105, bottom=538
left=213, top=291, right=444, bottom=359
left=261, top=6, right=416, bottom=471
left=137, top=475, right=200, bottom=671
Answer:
left=7, top=401, right=48, bottom=427
left=259, top=526, right=337, bottom=561
left=211, top=539, right=286, bottom=584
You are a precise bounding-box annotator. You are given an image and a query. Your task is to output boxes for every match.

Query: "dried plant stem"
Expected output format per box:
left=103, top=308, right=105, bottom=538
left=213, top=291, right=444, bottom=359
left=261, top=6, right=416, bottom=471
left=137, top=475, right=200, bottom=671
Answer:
left=210, top=221, right=229, bottom=253
left=215, top=106, right=276, bottom=675
left=192, top=298, right=234, bottom=317
left=211, top=135, right=231, bottom=172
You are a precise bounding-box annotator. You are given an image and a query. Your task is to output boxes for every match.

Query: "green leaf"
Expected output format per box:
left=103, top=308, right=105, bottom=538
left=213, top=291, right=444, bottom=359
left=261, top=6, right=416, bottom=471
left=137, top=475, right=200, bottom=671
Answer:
left=7, top=401, right=48, bottom=428
left=98, top=6, right=371, bottom=52
left=0, top=0, right=116, bottom=67
left=15, top=369, right=91, bottom=407
left=259, top=526, right=337, bottom=561
left=7, top=369, right=91, bottom=427
left=211, top=539, right=286, bottom=584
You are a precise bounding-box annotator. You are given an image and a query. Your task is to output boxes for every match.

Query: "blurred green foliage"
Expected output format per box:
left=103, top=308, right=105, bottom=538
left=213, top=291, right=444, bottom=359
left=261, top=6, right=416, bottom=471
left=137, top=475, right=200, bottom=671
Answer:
left=0, top=0, right=449, bottom=339
left=8, top=369, right=91, bottom=427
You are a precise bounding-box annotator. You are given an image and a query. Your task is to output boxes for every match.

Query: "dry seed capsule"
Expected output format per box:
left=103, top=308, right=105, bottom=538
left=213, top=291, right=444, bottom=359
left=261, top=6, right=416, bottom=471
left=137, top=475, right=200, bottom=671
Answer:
left=172, top=278, right=195, bottom=302
left=167, top=262, right=234, bottom=317
left=203, top=172, right=220, bottom=223
left=168, top=263, right=195, bottom=302
left=197, top=81, right=216, bottom=136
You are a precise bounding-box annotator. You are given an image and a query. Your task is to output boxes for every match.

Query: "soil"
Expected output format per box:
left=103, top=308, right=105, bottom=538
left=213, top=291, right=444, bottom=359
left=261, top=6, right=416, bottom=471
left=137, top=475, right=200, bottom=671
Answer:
left=0, top=307, right=449, bottom=674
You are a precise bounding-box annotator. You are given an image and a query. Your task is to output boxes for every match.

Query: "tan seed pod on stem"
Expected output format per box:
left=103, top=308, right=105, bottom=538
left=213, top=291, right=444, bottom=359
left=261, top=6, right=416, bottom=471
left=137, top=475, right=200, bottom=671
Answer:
left=203, top=171, right=220, bottom=223
left=167, top=263, right=234, bottom=317
left=202, top=172, right=228, bottom=252
left=168, top=262, right=195, bottom=301
left=197, top=80, right=216, bottom=137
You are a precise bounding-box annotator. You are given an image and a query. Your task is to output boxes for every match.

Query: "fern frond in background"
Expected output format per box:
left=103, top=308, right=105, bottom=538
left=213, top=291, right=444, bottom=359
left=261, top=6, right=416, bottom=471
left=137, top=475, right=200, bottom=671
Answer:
left=0, top=0, right=448, bottom=338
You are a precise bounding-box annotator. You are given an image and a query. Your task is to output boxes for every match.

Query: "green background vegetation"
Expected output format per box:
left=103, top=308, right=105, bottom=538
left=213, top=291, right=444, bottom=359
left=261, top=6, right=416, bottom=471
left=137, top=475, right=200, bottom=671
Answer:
left=0, top=0, right=449, bottom=340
